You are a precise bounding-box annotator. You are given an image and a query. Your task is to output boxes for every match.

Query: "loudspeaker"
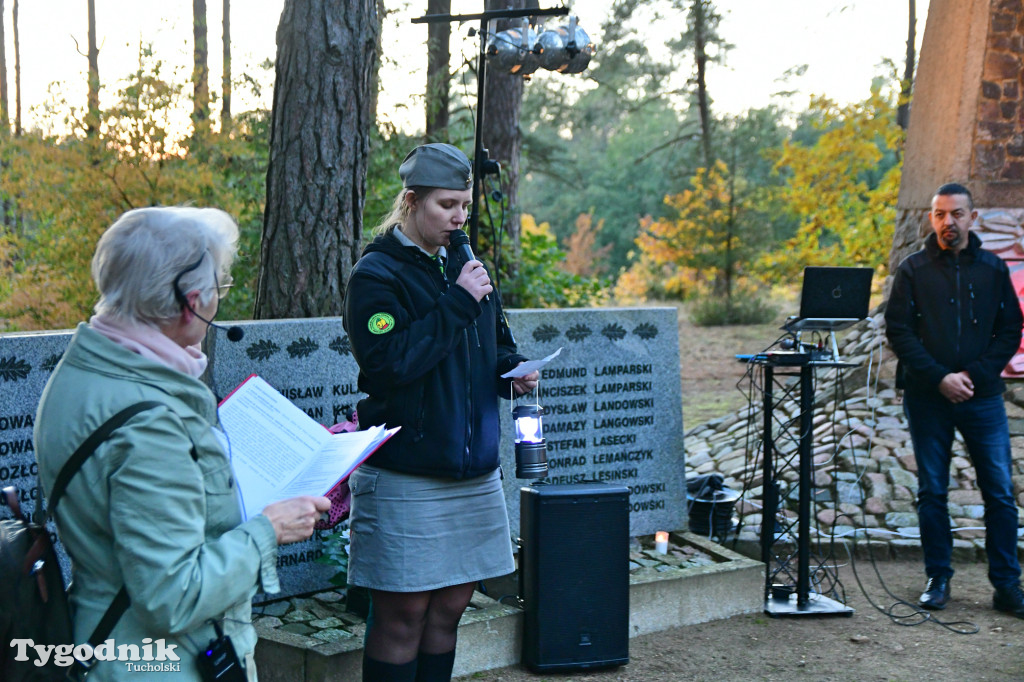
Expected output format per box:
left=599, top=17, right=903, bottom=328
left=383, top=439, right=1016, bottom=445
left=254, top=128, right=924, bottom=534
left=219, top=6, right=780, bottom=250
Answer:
left=519, top=482, right=630, bottom=672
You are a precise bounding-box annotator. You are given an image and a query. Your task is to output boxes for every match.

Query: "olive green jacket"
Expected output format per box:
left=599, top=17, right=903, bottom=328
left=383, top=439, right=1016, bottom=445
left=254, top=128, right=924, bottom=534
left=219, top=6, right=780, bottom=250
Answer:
left=35, top=323, right=279, bottom=680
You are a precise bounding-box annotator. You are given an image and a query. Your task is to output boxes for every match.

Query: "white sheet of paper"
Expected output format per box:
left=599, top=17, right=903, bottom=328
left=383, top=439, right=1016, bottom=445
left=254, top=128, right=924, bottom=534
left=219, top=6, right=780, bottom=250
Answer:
left=217, top=375, right=398, bottom=520
left=501, top=347, right=563, bottom=378
left=275, top=425, right=399, bottom=500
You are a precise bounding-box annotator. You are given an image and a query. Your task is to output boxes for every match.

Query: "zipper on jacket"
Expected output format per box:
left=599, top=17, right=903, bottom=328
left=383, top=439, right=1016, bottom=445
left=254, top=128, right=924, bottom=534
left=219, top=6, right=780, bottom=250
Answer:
left=968, top=281, right=977, bottom=325
left=462, top=330, right=473, bottom=476
left=438, top=259, right=449, bottom=289
left=415, top=251, right=448, bottom=291
left=954, top=260, right=961, bottom=358
left=412, top=383, right=426, bottom=442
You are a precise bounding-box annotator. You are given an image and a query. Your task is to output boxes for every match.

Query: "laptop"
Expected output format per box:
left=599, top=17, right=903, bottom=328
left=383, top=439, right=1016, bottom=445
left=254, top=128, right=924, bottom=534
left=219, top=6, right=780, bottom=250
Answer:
left=783, top=266, right=874, bottom=332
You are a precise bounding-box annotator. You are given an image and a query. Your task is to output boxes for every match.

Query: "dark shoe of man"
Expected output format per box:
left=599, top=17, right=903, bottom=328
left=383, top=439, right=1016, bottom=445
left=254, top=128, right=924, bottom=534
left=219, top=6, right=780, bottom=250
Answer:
left=918, top=576, right=951, bottom=610
left=993, top=583, right=1024, bottom=618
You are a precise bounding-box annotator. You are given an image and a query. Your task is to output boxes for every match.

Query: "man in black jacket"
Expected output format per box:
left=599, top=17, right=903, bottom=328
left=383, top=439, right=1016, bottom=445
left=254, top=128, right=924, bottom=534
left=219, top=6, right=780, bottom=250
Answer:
left=886, top=182, right=1024, bottom=617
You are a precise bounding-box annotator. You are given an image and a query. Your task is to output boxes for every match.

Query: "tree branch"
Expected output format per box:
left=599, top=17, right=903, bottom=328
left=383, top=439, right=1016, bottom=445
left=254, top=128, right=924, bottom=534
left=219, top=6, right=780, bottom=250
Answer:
left=70, top=34, right=86, bottom=58
left=632, top=125, right=701, bottom=164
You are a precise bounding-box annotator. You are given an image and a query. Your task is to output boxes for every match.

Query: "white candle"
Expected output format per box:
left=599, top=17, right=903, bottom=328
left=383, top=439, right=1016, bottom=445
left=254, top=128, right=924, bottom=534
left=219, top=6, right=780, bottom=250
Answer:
left=654, top=531, right=669, bottom=555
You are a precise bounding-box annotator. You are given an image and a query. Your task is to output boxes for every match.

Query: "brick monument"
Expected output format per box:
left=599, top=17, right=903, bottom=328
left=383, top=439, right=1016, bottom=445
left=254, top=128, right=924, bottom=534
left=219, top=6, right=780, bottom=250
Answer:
left=892, top=0, right=1024, bottom=270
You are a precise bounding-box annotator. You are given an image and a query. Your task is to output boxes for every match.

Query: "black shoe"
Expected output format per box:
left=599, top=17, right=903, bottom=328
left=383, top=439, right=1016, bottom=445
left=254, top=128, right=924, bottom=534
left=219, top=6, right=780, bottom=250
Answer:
left=918, top=576, right=951, bottom=610
left=993, top=583, right=1024, bottom=618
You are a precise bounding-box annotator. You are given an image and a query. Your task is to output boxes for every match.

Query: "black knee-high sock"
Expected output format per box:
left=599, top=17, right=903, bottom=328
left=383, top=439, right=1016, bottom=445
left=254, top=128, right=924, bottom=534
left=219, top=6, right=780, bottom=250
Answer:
left=414, top=650, right=456, bottom=682
left=362, top=653, right=417, bottom=682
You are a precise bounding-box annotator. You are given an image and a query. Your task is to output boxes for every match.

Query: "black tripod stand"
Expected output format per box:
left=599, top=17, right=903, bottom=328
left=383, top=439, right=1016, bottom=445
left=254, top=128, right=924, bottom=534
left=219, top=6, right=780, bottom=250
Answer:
left=755, top=355, right=855, bottom=616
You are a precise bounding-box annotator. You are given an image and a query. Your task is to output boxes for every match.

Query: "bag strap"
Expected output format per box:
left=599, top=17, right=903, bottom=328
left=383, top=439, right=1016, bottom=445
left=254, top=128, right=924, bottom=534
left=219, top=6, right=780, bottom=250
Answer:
left=43, top=400, right=163, bottom=678
left=83, top=586, right=130, bottom=650
left=48, top=401, right=164, bottom=516
left=3, top=485, right=26, bottom=523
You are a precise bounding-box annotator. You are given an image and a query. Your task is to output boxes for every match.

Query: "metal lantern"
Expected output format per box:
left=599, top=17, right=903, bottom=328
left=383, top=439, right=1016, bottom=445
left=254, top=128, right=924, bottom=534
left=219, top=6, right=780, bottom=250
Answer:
left=485, top=19, right=540, bottom=76
left=513, top=402, right=548, bottom=479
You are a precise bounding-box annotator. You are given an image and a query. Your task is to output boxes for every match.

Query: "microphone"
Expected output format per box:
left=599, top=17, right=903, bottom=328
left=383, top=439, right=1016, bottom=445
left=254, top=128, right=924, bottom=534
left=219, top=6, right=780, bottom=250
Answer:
left=448, top=229, right=489, bottom=303
left=447, top=228, right=486, bottom=348
left=173, top=282, right=244, bottom=342
left=191, top=307, right=245, bottom=342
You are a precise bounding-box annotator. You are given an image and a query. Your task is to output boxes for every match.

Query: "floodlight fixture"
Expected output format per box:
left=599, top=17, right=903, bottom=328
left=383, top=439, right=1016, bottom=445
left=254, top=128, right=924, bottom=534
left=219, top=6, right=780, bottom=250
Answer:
left=486, top=15, right=593, bottom=76
left=412, top=4, right=589, bottom=250
left=485, top=18, right=541, bottom=76
left=534, top=16, right=594, bottom=74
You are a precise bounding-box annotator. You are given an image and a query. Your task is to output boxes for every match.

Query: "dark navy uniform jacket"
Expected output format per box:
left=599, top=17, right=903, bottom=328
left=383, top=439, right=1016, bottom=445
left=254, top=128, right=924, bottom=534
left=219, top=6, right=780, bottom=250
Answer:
left=343, top=229, right=525, bottom=479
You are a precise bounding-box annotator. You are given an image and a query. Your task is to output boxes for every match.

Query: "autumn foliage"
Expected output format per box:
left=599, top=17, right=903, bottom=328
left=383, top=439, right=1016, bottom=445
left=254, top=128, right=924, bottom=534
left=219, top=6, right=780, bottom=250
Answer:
left=564, top=213, right=613, bottom=278
left=0, top=49, right=906, bottom=329
left=631, top=160, right=742, bottom=299
left=759, top=85, right=902, bottom=279
left=621, top=83, right=902, bottom=307
left=0, top=49, right=268, bottom=331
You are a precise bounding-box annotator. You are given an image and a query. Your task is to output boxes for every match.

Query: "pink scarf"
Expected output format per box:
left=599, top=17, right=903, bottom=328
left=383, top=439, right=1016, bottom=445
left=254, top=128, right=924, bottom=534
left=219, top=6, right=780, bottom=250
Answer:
left=90, top=314, right=208, bottom=378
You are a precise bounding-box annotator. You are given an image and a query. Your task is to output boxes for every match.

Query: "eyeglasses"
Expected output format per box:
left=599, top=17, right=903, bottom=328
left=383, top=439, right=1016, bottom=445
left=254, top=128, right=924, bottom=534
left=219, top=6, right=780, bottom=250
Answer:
left=216, top=276, right=234, bottom=300
left=173, top=252, right=233, bottom=303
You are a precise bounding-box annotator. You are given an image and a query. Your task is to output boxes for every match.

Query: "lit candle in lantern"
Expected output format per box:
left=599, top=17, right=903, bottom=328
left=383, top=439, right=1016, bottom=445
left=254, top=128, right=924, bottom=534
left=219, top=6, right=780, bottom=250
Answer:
left=655, top=531, right=669, bottom=554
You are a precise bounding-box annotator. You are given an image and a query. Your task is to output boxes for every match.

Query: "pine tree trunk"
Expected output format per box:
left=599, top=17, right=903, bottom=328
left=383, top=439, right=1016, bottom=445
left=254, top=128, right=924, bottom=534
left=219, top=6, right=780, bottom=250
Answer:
left=425, top=0, right=450, bottom=140
left=86, top=0, right=99, bottom=137
left=0, top=0, right=7, bottom=229
left=481, top=0, right=536, bottom=302
left=897, top=0, right=916, bottom=130
left=692, top=0, right=713, bottom=169
left=221, top=0, right=231, bottom=131
left=12, top=0, right=20, bottom=136
left=255, top=0, right=379, bottom=319
left=0, top=0, right=8, bottom=133
left=367, top=0, right=384, bottom=123
left=193, top=0, right=210, bottom=137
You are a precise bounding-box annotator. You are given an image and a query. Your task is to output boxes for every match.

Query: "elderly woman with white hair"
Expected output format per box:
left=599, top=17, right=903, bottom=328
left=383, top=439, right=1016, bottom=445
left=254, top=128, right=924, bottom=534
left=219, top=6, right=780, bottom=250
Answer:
left=34, top=206, right=330, bottom=681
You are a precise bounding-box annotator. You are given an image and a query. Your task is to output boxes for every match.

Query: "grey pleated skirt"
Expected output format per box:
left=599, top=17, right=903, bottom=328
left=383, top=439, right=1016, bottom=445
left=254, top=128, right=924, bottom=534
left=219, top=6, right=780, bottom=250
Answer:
left=346, top=464, right=515, bottom=592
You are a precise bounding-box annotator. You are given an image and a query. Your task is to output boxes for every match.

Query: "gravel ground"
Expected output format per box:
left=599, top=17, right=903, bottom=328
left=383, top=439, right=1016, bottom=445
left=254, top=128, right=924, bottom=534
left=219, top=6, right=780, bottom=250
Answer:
left=459, top=556, right=1024, bottom=681
left=459, top=305, right=1024, bottom=681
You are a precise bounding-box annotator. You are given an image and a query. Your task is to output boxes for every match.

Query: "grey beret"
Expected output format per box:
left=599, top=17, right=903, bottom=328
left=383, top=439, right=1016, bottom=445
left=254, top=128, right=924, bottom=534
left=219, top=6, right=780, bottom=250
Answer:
left=399, top=143, right=473, bottom=190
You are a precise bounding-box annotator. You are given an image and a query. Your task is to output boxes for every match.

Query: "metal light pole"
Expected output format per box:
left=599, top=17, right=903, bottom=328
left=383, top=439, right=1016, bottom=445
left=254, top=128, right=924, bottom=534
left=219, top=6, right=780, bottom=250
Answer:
left=412, top=5, right=569, bottom=251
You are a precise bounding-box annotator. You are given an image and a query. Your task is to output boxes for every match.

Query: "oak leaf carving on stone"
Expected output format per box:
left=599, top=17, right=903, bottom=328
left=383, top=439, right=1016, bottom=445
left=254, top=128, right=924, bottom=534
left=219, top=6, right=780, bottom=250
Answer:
left=0, top=356, right=31, bottom=382
left=329, top=336, right=352, bottom=356
left=633, top=323, right=658, bottom=340
left=287, top=337, right=320, bottom=359
left=246, top=340, right=280, bottom=361
left=565, top=324, right=592, bottom=342
left=533, top=324, right=560, bottom=343
left=600, top=323, right=627, bottom=341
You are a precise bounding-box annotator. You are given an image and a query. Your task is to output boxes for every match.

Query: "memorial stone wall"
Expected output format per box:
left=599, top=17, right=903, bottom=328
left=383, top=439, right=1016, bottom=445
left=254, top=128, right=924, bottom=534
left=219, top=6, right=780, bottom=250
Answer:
left=0, top=307, right=686, bottom=600
left=498, top=308, right=686, bottom=537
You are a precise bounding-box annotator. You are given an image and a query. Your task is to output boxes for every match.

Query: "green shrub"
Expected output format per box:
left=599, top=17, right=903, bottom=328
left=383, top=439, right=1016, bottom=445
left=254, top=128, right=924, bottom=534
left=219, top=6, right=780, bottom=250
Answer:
left=689, top=294, right=777, bottom=326
left=504, top=230, right=608, bottom=308
left=316, top=527, right=350, bottom=587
